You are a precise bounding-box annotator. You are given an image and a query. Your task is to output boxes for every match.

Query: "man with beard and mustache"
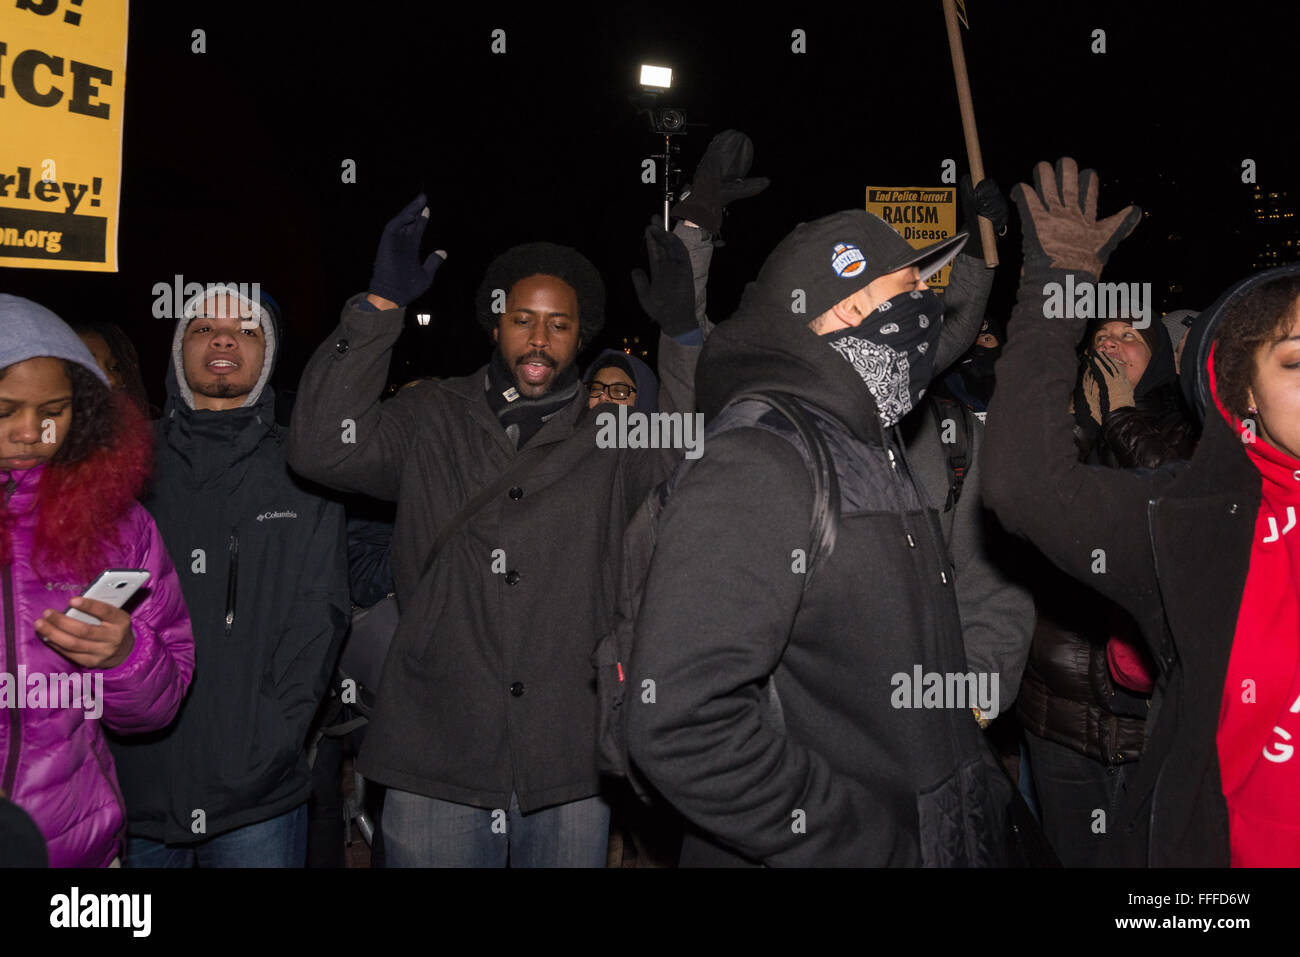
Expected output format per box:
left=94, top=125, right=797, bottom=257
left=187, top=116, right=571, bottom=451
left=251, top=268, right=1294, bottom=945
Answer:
left=287, top=195, right=703, bottom=866
left=626, top=210, right=1023, bottom=865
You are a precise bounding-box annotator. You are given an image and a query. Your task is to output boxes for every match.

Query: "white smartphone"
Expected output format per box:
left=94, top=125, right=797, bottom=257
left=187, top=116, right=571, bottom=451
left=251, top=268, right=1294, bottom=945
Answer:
left=64, top=569, right=151, bottom=626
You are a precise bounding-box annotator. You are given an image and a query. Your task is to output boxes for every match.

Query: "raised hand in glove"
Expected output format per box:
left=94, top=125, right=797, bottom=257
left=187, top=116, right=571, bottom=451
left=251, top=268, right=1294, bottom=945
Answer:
left=631, top=217, right=697, bottom=337
left=958, top=173, right=1008, bottom=262
left=367, top=193, right=447, bottom=308
left=671, top=129, right=770, bottom=236
left=1010, top=157, right=1141, bottom=278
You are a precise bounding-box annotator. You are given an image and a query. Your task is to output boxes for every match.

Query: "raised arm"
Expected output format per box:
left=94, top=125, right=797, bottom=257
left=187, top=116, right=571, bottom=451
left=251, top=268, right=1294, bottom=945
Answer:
left=932, top=175, right=1007, bottom=374
left=982, top=158, right=1167, bottom=616
left=287, top=195, right=446, bottom=500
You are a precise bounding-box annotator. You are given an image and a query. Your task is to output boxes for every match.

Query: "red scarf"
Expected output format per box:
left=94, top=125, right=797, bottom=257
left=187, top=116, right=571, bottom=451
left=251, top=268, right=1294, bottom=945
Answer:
left=1210, top=344, right=1300, bottom=866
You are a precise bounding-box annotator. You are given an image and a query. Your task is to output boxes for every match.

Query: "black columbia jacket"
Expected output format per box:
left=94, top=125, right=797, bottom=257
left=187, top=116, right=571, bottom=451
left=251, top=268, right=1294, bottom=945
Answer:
left=109, top=306, right=350, bottom=844
left=625, top=300, right=1013, bottom=866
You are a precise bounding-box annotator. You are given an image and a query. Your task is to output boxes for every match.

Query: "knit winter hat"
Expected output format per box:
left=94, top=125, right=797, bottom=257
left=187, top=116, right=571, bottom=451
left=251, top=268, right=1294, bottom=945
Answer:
left=0, top=294, right=111, bottom=386
left=745, top=209, right=968, bottom=322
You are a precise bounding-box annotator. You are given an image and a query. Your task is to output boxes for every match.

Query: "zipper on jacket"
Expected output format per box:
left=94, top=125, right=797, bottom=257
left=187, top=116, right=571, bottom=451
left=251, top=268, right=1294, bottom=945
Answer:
left=224, top=527, right=239, bottom=637
left=2, top=475, right=21, bottom=798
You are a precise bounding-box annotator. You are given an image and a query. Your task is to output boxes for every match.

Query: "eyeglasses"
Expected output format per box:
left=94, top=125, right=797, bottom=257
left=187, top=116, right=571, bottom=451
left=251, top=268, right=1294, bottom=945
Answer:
left=588, top=380, right=636, bottom=401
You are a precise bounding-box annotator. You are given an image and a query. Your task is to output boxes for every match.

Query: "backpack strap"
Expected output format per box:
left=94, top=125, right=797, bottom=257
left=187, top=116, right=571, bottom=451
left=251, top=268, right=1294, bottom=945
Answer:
left=929, top=395, right=970, bottom=512
left=753, top=392, right=839, bottom=586
left=417, top=442, right=554, bottom=584
left=715, top=391, right=840, bottom=587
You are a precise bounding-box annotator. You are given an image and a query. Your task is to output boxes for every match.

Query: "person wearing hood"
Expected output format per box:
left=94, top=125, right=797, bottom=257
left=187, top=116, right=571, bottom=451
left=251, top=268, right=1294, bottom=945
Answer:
left=108, top=285, right=350, bottom=868
left=625, top=209, right=1022, bottom=866
left=585, top=351, right=659, bottom=412
left=984, top=156, right=1300, bottom=866
left=942, top=314, right=1005, bottom=417
left=1009, top=305, right=1198, bottom=867
left=1073, top=313, right=1198, bottom=469
left=0, top=294, right=194, bottom=867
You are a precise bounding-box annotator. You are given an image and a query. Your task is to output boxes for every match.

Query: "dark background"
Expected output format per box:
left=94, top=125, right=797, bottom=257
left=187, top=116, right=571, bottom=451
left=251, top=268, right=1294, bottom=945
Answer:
left=5, top=0, right=1298, bottom=408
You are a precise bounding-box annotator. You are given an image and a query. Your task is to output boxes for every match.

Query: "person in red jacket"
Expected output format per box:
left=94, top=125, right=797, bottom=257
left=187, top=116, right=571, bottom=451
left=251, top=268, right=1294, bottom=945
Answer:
left=0, top=294, right=194, bottom=867
left=983, top=156, right=1300, bottom=866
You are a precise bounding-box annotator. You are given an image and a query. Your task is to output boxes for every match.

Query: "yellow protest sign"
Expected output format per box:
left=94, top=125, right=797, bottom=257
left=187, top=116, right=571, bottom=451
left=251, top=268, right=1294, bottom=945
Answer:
left=865, top=187, right=958, bottom=289
left=0, top=0, right=127, bottom=271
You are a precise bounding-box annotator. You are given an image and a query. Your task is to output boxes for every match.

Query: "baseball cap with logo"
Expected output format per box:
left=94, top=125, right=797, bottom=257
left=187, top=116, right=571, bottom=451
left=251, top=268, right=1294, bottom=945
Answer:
left=744, top=209, right=969, bottom=322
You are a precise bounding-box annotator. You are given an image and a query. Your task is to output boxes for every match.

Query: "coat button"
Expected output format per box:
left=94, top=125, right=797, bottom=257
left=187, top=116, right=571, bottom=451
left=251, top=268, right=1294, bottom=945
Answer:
left=510, top=681, right=525, bottom=697
left=335, top=339, right=349, bottom=354
left=505, top=570, right=520, bottom=585
left=509, top=486, right=523, bottom=500
left=1229, top=503, right=1238, bottom=515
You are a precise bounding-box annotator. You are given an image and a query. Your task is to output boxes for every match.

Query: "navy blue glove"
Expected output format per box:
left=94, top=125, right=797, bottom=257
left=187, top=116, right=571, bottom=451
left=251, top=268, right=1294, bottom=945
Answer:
left=368, top=194, right=446, bottom=307
left=630, top=218, right=696, bottom=337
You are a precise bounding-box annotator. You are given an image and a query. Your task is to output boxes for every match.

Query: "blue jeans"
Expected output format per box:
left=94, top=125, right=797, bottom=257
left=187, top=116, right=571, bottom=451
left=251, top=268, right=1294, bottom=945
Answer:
left=382, top=789, right=609, bottom=867
left=124, top=803, right=308, bottom=868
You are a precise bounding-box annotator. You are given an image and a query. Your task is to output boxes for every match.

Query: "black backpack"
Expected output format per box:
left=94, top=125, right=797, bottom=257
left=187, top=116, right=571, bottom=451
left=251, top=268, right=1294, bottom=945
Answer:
left=592, top=391, right=840, bottom=798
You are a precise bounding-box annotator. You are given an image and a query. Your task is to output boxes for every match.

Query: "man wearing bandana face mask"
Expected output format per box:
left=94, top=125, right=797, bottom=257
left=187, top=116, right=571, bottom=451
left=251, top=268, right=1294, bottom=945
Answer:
left=628, top=210, right=1029, bottom=866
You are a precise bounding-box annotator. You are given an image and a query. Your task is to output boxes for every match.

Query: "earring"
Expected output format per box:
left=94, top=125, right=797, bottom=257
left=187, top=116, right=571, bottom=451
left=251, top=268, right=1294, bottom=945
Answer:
left=1248, top=405, right=1258, bottom=415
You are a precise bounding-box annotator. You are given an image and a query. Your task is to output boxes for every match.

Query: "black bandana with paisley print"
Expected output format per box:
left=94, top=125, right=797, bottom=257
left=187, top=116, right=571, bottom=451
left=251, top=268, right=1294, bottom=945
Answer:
left=823, top=288, right=944, bottom=428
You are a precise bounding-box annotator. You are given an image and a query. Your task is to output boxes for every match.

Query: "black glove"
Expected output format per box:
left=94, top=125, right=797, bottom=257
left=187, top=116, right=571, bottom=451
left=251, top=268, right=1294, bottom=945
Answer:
left=368, top=193, right=446, bottom=307
left=630, top=218, right=697, bottom=337
left=957, top=174, right=1009, bottom=261
left=671, top=129, right=769, bottom=235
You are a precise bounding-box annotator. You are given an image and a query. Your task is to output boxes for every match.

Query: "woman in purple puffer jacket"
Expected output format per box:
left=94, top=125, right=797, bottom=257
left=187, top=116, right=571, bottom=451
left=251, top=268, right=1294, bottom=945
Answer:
left=0, top=294, right=194, bottom=867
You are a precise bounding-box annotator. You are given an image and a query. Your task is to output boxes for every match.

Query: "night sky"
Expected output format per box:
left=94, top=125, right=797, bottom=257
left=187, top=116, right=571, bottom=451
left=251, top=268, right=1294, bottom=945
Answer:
left=5, top=0, right=1298, bottom=409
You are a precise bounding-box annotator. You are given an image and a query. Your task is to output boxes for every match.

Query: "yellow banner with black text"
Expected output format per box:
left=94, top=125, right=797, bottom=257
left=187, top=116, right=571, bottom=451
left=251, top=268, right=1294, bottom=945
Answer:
left=865, top=187, right=957, bottom=290
left=0, top=0, right=128, bottom=271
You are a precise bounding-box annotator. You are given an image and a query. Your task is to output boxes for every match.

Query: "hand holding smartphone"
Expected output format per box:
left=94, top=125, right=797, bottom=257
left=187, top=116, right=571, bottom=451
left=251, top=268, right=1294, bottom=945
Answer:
left=64, top=569, right=150, bottom=626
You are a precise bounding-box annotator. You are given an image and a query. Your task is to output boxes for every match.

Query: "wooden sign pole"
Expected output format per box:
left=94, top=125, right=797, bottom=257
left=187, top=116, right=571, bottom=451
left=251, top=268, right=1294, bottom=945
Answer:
left=942, top=0, right=999, bottom=267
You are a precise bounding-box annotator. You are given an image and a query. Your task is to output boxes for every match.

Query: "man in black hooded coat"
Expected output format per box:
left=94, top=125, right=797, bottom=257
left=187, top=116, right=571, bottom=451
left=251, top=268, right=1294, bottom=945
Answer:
left=110, top=285, right=350, bottom=867
left=627, top=210, right=1016, bottom=866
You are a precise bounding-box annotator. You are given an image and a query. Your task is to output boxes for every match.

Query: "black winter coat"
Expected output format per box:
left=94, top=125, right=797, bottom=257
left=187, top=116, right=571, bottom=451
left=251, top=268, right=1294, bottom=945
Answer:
left=1095, top=382, right=1197, bottom=470
left=286, top=296, right=697, bottom=813
left=983, top=263, right=1300, bottom=866
left=110, top=340, right=350, bottom=844
left=626, top=303, right=1013, bottom=866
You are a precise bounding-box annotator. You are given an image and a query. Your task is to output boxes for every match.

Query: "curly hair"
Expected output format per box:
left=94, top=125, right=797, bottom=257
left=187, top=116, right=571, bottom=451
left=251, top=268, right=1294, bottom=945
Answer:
left=51, top=363, right=117, bottom=465
left=474, top=242, right=605, bottom=343
left=70, top=320, right=152, bottom=415
left=0, top=361, right=152, bottom=584
left=1212, top=274, right=1300, bottom=419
